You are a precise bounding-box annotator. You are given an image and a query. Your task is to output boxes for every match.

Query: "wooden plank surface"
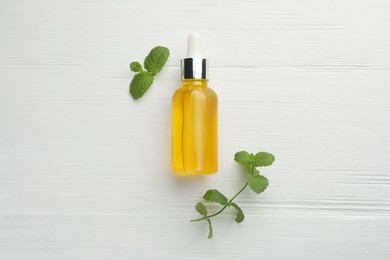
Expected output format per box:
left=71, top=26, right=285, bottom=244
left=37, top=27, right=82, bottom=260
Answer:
left=1, top=0, right=390, bottom=259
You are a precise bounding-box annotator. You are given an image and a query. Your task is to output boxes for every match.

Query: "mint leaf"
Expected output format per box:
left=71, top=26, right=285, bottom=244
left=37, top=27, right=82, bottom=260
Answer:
left=253, top=152, right=275, bottom=167
left=130, top=61, right=143, bottom=72
left=231, top=203, right=244, bottom=223
left=129, top=46, right=169, bottom=100
left=129, top=72, right=154, bottom=99
left=234, top=151, right=251, bottom=166
left=207, top=219, right=213, bottom=239
left=195, top=202, right=207, bottom=216
left=144, top=46, right=170, bottom=75
left=247, top=174, right=269, bottom=194
left=203, top=189, right=229, bottom=206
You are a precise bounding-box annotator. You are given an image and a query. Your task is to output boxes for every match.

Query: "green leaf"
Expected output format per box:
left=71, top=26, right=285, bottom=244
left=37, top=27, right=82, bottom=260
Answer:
left=144, top=46, right=170, bottom=75
left=234, top=151, right=251, bottom=166
left=207, top=219, right=213, bottom=239
left=203, top=189, right=229, bottom=206
left=231, top=202, right=244, bottom=223
left=130, top=61, right=143, bottom=72
left=247, top=174, right=269, bottom=194
left=253, top=152, right=275, bottom=167
left=129, top=72, right=154, bottom=99
left=195, top=202, right=207, bottom=216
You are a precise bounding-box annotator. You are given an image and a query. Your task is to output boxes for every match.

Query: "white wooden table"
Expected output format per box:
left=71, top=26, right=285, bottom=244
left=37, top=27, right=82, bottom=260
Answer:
left=1, top=0, right=390, bottom=259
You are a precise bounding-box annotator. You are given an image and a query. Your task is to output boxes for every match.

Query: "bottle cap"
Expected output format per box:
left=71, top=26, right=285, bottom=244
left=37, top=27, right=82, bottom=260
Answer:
left=181, top=32, right=209, bottom=79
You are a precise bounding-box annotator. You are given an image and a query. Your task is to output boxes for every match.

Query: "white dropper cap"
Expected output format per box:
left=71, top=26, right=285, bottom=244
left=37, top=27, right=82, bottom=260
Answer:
left=187, top=32, right=204, bottom=58
left=181, top=32, right=209, bottom=79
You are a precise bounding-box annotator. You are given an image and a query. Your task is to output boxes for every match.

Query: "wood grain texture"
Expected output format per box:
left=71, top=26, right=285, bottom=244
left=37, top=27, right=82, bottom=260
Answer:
left=1, top=0, right=390, bottom=259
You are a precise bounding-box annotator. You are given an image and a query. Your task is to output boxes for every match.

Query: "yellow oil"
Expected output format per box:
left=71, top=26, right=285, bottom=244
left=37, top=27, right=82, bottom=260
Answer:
left=172, top=79, right=218, bottom=175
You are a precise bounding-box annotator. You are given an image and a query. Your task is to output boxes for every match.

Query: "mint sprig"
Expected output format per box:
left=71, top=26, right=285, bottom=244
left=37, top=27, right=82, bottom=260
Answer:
left=129, top=46, right=169, bottom=99
left=191, top=150, right=275, bottom=239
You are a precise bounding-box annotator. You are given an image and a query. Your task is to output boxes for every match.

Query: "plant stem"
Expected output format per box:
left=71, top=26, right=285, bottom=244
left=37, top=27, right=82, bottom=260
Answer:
left=229, top=182, right=248, bottom=202
left=190, top=181, right=249, bottom=222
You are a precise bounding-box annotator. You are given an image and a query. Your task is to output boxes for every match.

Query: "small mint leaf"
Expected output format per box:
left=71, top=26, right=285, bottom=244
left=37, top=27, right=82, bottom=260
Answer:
left=129, top=72, right=154, bottom=99
left=130, top=61, right=143, bottom=72
left=253, top=152, right=275, bottom=167
left=234, top=151, right=251, bottom=167
left=231, top=203, right=244, bottom=223
left=203, top=189, right=229, bottom=206
left=195, top=202, right=207, bottom=216
left=144, top=46, right=170, bottom=75
left=207, top=219, right=213, bottom=239
left=247, top=174, right=269, bottom=194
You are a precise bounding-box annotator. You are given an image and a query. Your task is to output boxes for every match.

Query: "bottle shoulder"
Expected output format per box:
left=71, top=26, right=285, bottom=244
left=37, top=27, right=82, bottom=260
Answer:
left=174, top=85, right=217, bottom=96
left=172, top=87, right=186, bottom=100
left=204, top=86, right=217, bottom=97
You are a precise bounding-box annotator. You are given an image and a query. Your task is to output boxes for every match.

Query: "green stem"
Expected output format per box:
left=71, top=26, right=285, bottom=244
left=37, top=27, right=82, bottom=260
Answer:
left=191, top=181, right=249, bottom=222
left=229, top=182, right=248, bottom=202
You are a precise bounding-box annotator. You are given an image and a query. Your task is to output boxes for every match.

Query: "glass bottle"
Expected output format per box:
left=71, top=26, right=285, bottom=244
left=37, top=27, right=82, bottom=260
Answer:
left=172, top=33, right=218, bottom=175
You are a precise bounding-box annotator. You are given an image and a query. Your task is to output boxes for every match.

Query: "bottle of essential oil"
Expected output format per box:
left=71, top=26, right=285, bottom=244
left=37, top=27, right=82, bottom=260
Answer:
left=172, top=33, right=218, bottom=175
